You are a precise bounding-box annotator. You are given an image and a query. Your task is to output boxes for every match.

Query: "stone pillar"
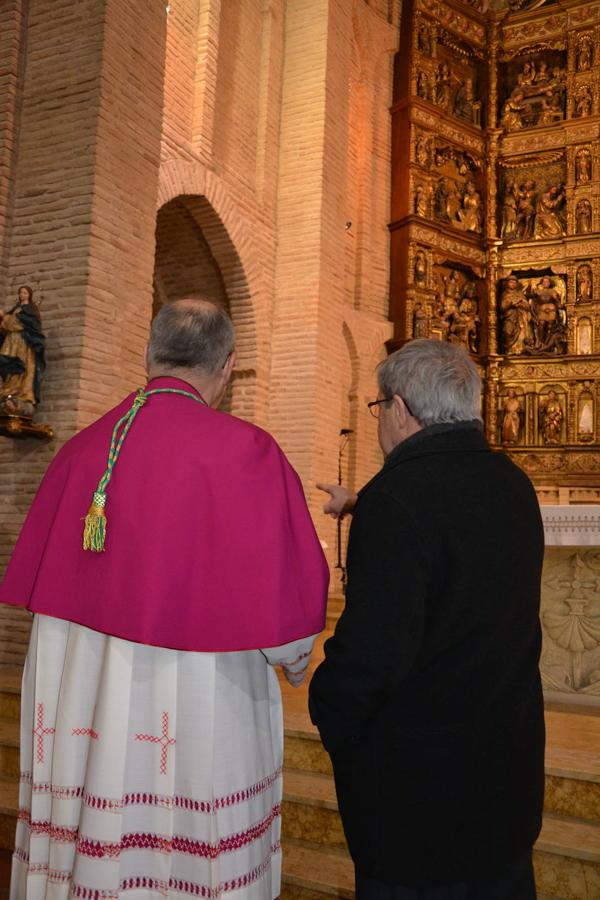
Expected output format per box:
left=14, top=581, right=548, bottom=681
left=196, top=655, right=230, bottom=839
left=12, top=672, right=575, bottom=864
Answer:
left=269, top=0, right=352, bottom=563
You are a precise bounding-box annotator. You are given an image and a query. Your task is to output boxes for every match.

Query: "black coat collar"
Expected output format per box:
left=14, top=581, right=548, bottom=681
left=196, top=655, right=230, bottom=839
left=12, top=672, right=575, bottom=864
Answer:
left=359, top=421, right=489, bottom=498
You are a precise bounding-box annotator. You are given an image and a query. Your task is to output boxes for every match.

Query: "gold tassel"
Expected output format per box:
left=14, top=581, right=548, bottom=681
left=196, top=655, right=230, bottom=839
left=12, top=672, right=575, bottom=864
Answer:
left=83, top=491, right=107, bottom=552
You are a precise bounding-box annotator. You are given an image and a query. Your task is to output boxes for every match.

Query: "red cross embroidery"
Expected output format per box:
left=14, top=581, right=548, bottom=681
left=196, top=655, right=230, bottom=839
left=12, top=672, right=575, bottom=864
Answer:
left=135, top=712, right=176, bottom=775
left=72, top=727, right=99, bottom=740
left=33, top=704, right=55, bottom=763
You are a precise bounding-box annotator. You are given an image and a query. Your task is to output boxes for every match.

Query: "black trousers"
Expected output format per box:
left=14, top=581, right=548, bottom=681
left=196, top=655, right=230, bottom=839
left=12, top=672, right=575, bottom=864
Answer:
left=355, top=851, right=536, bottom=900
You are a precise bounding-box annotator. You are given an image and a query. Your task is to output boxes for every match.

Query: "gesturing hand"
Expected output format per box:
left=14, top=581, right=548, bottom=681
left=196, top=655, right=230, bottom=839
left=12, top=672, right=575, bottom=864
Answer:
left=316, top=483, right=358, bottom=519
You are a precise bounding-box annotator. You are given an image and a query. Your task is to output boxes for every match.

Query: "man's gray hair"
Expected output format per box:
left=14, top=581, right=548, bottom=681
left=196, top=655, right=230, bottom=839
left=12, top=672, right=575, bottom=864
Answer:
left=148, top=299, right=235, bottom=375
left=377, top=339, right=482, bottom=426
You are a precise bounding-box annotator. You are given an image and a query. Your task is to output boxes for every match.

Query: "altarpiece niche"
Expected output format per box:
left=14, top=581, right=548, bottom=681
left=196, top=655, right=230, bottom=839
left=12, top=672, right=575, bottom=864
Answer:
left=390, top=0, right=600, bottom=507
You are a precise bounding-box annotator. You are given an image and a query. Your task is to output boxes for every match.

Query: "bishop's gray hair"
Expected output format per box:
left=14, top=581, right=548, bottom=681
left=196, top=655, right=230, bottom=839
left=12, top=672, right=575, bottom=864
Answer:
left=377, top=339, right=482, bottom=427
left=148, top=299, right=235, bottom=375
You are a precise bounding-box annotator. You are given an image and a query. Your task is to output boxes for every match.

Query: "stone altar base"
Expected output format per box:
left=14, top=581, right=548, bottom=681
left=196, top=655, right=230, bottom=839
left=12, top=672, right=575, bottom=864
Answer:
left=540, top=506, right=600, bottom=708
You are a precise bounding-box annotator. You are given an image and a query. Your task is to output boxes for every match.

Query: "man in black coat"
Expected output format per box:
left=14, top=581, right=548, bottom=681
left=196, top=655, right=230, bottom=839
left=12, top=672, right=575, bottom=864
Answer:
left=310, top=339, right=545, bottom=900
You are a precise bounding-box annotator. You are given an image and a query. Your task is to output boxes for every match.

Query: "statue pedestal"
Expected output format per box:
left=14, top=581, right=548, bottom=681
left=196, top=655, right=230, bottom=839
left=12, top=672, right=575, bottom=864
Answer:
left=540, top=505, right=600, bottom=708
left=0, top=415, right=53, bottom=441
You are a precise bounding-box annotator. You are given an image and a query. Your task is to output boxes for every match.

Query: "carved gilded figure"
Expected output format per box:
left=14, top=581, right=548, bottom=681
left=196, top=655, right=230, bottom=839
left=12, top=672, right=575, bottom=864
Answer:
left=413, top=302, right=428, bottom=338
left=501, top=91, right=525, bottom=131
left=574, top=86, right=592, bottom=118
left=415, top=135, right=429, bottom=168
left=417, top=24, right=431, bottom=55
left=414, top=251, right=427, bottom=285
left=453, top=78, right=480, bottom=124
left=500, top=275, right=531, bottom=355
left=534, top=184, right=565, bottom=240
left=540, top=390, right=563, bottom=444
left=416, top=72, right=430, bottom=100
left=577, top=35, right=593, bottom=72
left=415, top=185, right=428, bottom=217
left=576, top=199, right=592, bottom=234
left=457, top=181, right=483, bottom=233
left=450, top=282, right=479, bottom=353
left=529, top=276, right=566, bottom=355
left=515, top=180, right=537, bottom=241
left=575, top=149, right=592, bottom=184
left=501, top=389, right=522, bottom=444
left=435, top=63, right=452, bottom=110
left=537, top=94, right=562, bottom=126
left=446, top=181, right=461, bottom=223
left=0, top=285, right=46, bottom=418
left=501, top=179, right=518, bottom=240
left=434, top=178, right=450, bottom=221
left=577, top=265, right=592, bottom=303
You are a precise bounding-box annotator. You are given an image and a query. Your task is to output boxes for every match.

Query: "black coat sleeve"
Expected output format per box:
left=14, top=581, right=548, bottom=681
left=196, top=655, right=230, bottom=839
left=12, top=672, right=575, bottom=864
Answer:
left=308, top=488, right=427, bottom=755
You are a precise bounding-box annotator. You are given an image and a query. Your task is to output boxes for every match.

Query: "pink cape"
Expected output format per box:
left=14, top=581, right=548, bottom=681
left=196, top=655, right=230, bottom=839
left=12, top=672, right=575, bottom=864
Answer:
left=0, top=377, right=328, bottom=651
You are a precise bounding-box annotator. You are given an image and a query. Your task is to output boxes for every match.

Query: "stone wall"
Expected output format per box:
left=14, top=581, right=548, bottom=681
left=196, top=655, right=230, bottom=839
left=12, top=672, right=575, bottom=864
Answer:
left=0, top=0, right=401, bottom=622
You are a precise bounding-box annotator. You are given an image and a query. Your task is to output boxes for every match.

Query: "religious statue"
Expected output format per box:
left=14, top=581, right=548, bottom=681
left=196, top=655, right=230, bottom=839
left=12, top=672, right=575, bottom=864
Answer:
left=529, top=276, right=566, bottom=355
left=537, top=93, right=562, bottom=126
left=457, top=181, right=483, bottom=233
left=0, top=285, right=46, bottom=418
left=414, top=185, right=428, bottom=217
left=501, top=389, right=522, bottom=444
left=578, top=386, right=594, bottom=441
left=540, top=390, right=563, bottom=444
left=575, top=149, right=592, bottom=184
left=414, top=250, right=427, bottom=285
left=439, top=269, right=461, bottom=336
left=533, top=183, right=565, bottom=240
left=500, top=91, right=525, bottom=131
left=416, top=72, right=430, bottom=100
left=576, top=199, right=592, bottom=234
left=446, top=180, right=461, bottom=223
left=577, top=265, right=592, bottom=303
left=453, top=78, right=480, bottom=124
left=449, top=282, right=479, bottom=353
left=415, top=134, right=429, bottom=168
left=417, top=23, right=431, bottom=55
left=515, top=180, right=537, bottom=241
left=434, top=178, right=450, bottom=221
left=435, top=63, right=452, bottom=111
left=500, top=275, right=532, bottom=355
left=575, top=86, right=592, bottom=118
left=577, top=317, right=593, bottom=355
left=501, top=179, right=518, bottom=240
left=413, top=302, right=428, bottom=338
left=577, top=35, right=593, bottom=72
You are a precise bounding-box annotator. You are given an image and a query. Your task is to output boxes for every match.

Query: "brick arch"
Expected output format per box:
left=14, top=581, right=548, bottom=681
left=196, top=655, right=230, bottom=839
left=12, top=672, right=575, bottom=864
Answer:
left=157, top=160, right=265, bottom=422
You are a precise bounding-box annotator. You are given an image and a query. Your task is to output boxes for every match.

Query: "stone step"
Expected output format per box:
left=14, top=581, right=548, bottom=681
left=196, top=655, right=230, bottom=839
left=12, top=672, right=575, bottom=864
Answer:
left=282, top=770, right=345, bottom=849
left=281, top=840, right=354, bottom=899
left=534, top=814, right=600, bottom=899
left=0, top=721, right=20, bottom=783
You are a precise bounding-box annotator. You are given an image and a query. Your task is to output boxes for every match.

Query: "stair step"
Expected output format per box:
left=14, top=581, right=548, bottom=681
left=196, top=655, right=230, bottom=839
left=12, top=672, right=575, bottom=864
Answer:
left=0, top=720, right=20, bottom=782
left=282, top=771, right=346, bottom=849
left=534, top=815, right=600, bottom=899
left=282, top=840, right=354, bottom=899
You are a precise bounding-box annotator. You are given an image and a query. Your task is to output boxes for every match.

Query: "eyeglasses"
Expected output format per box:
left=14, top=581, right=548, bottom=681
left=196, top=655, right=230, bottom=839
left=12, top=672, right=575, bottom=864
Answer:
left=367, top=398, right=393, bottom=418
left=367, top=396, right=415, bottom=418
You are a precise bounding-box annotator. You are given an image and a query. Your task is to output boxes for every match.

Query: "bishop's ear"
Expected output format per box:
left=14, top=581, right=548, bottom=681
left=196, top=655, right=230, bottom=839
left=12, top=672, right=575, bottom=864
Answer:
left=223, top=350, right=236, bottom=384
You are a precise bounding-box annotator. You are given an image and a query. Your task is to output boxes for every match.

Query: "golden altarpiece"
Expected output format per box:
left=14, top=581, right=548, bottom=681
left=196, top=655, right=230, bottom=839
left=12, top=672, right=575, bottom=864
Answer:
left=390, top=0, right=600, bottom=506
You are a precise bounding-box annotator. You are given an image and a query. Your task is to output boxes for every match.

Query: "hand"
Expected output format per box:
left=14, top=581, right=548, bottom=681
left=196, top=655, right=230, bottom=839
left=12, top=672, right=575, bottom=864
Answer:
left=316, top=483, right=357, bottom=519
